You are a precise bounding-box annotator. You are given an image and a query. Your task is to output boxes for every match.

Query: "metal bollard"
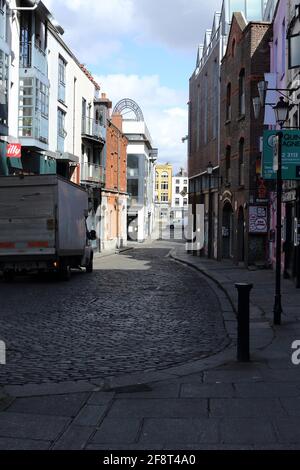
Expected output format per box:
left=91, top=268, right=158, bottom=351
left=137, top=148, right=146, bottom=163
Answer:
left=235, top=283, right=253, bottom=362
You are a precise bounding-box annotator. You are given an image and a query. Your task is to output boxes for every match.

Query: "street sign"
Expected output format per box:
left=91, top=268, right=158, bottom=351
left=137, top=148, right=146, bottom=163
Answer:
left=263, top=130, right=300, bottom=180
left=7, top=143, right=21, bottom=159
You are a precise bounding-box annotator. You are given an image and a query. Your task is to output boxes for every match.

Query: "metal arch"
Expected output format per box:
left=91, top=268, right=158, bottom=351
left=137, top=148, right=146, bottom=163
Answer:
left=113, top=99, right=144, bottom=121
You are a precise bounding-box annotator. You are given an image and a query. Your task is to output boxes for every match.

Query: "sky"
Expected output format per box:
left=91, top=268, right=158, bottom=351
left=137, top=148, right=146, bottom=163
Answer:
left=43, top=0, right=222, bottom=171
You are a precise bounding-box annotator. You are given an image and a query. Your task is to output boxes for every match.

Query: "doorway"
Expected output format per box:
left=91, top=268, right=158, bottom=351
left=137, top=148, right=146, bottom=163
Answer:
left=222, top=202, right=233, bottom=259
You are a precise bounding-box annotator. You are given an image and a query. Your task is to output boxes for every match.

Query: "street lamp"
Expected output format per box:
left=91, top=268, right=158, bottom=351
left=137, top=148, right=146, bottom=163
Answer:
left=207, top=162, right=213, bottom=259
left=272, top=97, right=289, bottom=325
left=273, top=97, right=290, bottom=129
left=253, top=84, right=290, bottom=325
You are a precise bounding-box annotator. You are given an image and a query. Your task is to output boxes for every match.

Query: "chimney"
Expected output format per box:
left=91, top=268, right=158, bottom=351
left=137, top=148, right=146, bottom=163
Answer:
left=112, top=113, right=123, bottom=132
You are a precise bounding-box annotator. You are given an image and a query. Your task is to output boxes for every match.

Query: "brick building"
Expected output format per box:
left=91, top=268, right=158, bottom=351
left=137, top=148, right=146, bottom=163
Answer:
left=219, top=13, right=271, bottom=266
left=101, top=101, right=128, bottom=251
left=188, top=1, right=266, bottom=259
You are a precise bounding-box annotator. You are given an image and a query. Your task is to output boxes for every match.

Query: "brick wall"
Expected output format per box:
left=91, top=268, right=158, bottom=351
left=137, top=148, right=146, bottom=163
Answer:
left=219, top=14, right=271, bottom=264
left=105, top=114, right=127, bottom=193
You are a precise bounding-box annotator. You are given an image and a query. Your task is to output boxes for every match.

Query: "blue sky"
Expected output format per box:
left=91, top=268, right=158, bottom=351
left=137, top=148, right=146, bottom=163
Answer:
left=44, top=0, right=222, bottom=171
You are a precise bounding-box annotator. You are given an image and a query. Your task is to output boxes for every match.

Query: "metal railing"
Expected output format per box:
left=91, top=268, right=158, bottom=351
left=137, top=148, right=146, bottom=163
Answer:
left=81, top=116, right=106, bottom=141
left=80, top=163, right=104, bottom=184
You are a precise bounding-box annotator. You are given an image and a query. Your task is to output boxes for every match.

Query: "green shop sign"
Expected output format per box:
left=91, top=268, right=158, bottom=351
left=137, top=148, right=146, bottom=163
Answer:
left=263, top=130, right=300, bottom=180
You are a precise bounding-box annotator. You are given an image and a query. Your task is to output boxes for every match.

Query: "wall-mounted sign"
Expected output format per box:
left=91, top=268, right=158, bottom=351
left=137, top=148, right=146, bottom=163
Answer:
left=263, top=130, right=300, bottom=180
left=7, top=143, right=21, bottom=159
left=249, top=206, right=268, bottom=234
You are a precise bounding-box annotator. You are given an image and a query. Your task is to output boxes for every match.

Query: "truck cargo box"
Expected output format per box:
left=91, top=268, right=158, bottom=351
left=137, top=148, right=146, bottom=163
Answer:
left=0, top=175, right=88, bottom=260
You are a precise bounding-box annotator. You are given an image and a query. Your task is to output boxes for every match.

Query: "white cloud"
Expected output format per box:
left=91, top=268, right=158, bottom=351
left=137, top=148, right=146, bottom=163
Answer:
left=96, top=74, right=188, bottom=170
left=43, top=0, right=222, bottom=60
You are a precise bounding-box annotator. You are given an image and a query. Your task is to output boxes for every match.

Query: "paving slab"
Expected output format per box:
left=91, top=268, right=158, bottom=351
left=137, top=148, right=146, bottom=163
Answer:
left=53, top=425, right=94, bottom=450
left=180, top=383, right=235, bottom=398
left=73, top=405, right=107, bottom=426
left=0, top=412, right=70, bottom=440
left=0, top=437, right=51, bottom=450
left=139, top=418, right=219, bottom=446
left=271, top=418, right=300, bottom=444
left=234, top=382, right=300, bottom=398
left=87, top=392, right=115, bottom=406
left=92, top=418, right=141, bottom=444
left=6, top=393, right=89, bottom=417
left=203, top=370, right=263, bottom=384
left=220, top=418, right=278, bottom=445
left=209, top=398, right=286, bottom=418
left=107, top=399, right=208, bottom=419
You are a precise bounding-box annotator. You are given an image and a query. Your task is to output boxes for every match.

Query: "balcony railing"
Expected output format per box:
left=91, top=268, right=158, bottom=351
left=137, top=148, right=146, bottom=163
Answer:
left=20, top=42, right=48, bottom=76
left=81, top=116, right=106, bottom=142
left=80, top=163, right=104, bottom=185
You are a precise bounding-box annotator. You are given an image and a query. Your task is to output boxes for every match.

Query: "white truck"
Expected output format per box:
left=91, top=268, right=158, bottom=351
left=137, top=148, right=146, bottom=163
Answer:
left=0, top=175, right=96, bottom=281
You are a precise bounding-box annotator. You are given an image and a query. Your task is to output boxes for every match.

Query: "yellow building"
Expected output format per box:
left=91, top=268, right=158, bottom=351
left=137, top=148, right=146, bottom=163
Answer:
left=155, top=163, right=173, bottom=208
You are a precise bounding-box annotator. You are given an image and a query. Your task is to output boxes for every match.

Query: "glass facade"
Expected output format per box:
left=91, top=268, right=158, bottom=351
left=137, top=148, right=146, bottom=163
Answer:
left=227, top=0, right=265, bottom=21
left=19, top=77, right=49, bottom=142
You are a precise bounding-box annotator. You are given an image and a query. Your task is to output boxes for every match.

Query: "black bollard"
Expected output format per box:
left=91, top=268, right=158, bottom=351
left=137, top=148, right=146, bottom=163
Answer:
left=235, top=283, right=253, bottom=362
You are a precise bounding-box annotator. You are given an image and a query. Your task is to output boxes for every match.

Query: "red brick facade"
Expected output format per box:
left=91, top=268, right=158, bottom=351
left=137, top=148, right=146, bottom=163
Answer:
left=105, top=114, right=127, bottom=194
left=219, top=14, right=271, bottom=265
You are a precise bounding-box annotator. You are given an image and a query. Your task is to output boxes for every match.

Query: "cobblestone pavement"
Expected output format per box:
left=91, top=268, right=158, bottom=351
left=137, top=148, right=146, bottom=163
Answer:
left=0, top=241, right=229, bottom=385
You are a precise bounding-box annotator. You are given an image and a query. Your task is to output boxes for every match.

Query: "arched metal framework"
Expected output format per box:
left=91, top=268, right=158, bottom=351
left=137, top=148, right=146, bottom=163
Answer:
left=113, top=99, right=144, bottom=121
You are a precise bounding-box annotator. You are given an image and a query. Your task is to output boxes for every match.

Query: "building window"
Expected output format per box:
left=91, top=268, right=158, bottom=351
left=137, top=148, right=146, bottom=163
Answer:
left=226, top=146, right=231, bottom=183
left=58, top=55, right=66, bottom=103
left=36, top=80, right=49, bottom=118
left=183, top=198, right=188, bottom=206
left=175, top=198, right=180, bottom=206
left=57, top=108, right=66, bottom=152
left=128, top=179, right=139, bottom=197
left=18, top=77, right=49, bottom=142
left=184, top=179, right=188, bottom=184
left=239, top=69, right=245, bottom=116
left=161, top=171, right=168, bottom=179
left=183, top=186, right=188, bottom=193
left=226, top=83, right=231, bottom=121
left=0, top=49, right=9, bottom=126
left=176, top=179, right=180, bottom=184
left=160, top=194, right=169, bottom=202
left=239, top=138, right=245, bottom=186
left=176, top=186, right=180, bottom=194
left=161, top=183, right=168, bottom=190
left=127, top=154, right=139, bottom=177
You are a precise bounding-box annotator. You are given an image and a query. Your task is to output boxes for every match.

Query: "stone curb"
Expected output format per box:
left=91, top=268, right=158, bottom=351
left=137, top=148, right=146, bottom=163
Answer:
left=170, top=247, right=275, bottom=354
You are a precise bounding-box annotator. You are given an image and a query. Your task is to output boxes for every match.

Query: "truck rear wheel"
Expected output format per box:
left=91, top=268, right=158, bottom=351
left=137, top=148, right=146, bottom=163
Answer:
left=86, top=255, right=93, bottom=273
left=57, top=263, right=71, bottom=281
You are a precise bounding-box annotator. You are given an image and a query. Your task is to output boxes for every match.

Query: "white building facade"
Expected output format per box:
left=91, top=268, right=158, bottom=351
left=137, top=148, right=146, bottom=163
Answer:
left=171, top=175, right=189, bottom=219
left=114, top=100, right=157, bottom=243
left=0, top=0, right=108, bottom=252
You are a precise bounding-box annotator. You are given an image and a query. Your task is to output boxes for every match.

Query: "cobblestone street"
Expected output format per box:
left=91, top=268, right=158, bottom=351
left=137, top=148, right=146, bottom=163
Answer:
left=0, top=241, right=229, bottom=386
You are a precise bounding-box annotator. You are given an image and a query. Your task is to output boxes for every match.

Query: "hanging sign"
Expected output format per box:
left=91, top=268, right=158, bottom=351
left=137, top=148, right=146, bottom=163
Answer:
left=7, top=144, right=22, bottom=159
left=263, top=130, right=300, bottom=180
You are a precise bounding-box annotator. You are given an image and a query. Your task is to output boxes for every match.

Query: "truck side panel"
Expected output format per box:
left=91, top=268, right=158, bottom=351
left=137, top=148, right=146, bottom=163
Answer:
left=57, top=178, right=88, bottom=255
